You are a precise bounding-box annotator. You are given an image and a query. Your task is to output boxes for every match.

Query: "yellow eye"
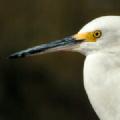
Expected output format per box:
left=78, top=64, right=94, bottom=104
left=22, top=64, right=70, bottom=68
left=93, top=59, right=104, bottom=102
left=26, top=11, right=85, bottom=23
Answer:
left=93, top=30, right=102, bottom=38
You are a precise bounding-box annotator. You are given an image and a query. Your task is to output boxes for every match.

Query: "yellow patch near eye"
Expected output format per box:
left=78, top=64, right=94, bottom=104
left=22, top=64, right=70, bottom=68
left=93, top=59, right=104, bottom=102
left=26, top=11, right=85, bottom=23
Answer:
left=73, top=32, right=97, bottom=42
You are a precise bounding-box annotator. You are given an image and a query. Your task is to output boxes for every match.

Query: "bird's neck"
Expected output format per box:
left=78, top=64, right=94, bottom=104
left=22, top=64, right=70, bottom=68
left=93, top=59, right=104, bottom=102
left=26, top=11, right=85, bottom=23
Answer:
left=84, top=52, right=120, bottom=120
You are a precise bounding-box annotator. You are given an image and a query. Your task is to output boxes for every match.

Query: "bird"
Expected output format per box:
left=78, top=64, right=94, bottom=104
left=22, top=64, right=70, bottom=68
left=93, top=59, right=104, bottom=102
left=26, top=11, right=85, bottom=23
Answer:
left=8, top=16, right=120, bottom=120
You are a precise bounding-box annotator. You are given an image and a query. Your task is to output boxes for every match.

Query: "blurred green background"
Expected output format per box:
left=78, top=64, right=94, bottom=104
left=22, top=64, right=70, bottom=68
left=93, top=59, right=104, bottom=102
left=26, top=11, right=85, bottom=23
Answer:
left=0, top=0, right=120, bottom=120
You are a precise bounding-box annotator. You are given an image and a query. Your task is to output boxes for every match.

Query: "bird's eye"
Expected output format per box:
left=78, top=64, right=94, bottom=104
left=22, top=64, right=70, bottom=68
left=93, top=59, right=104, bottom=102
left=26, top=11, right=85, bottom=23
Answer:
left=93, top=30, right=102, bottom=38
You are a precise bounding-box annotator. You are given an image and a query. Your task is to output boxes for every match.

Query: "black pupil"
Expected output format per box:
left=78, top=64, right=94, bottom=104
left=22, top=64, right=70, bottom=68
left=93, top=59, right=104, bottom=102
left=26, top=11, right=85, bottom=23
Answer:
left=93, top=30, right=101, bottom=38
left=95, top=32, right=99, bottom=36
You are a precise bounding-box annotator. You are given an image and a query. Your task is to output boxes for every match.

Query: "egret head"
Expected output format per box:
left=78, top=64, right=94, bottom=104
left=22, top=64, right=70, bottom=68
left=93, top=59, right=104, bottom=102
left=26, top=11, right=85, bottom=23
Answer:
left=9, top=16, right=120, bottom=59
left=73, top=16, right=120, bottom=55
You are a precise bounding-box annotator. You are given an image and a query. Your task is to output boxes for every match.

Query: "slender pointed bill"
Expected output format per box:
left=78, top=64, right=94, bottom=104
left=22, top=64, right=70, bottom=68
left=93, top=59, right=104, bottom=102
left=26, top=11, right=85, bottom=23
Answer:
left=8, top=36, right=84, bottom=59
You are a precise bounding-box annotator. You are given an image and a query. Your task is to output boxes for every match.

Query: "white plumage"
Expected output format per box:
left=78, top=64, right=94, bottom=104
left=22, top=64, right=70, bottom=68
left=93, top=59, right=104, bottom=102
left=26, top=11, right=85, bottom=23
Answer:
left=84, top=52, right=120, bottom=120
left=78, top=16, right=120, bottom=120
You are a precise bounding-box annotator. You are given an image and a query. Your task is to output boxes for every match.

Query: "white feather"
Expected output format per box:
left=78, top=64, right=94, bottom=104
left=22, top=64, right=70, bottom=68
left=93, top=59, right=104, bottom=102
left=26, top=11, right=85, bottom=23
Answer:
left=74, top=16, right=120, bottom=120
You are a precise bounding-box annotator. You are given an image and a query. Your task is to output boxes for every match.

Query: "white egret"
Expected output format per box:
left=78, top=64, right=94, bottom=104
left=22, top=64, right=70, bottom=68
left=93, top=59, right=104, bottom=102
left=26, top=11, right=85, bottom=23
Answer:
left=9, top=16, right=120, bottom=120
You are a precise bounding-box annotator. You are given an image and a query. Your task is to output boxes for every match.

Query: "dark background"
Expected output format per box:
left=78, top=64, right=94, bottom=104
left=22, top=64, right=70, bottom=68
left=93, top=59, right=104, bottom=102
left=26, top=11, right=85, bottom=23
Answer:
left=0, top=0, right=120, bottom=120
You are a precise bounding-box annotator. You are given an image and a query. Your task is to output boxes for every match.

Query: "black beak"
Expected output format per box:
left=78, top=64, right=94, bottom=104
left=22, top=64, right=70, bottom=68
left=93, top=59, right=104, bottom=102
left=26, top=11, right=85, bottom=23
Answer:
left=8, top=36, right=83, bottom=59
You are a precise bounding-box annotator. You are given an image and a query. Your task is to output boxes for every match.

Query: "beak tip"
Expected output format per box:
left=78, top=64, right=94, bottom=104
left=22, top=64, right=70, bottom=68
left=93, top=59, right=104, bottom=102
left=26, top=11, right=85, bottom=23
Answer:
left=8, top=54, right=19, bottom=59
left=8, top=53, right=25, bottom=59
